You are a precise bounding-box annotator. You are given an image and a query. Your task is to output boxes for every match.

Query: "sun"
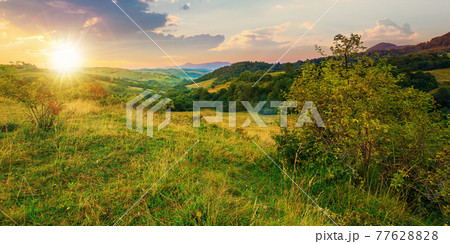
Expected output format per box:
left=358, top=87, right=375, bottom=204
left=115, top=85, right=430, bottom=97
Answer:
left=49, top=43, right=82, bottom=72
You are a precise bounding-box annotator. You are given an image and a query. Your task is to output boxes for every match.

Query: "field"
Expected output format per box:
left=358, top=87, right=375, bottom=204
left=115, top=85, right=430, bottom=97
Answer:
left=186, top=71, right=286, bottom=93
left=426, top=68, right=450, bottom=87
left=186, top=78, right=216, bottom=89
left=9, top=66, right=197, bottom=96
left=0, top=97, right=434, bottom=226
left=82, top=67, right=179, bottom=83
left=137, top=68, right=211, bottom=81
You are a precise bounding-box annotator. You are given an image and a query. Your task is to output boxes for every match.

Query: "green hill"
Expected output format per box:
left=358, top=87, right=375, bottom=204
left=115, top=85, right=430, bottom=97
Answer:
left=137, top=68, right=211, bottom=81
left=82, top=67, right=180, bottom=83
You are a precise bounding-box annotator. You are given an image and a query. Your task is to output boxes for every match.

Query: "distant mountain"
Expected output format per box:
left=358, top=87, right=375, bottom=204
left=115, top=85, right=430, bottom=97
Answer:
left=194, top=32, right=450, bottom=84
left=181, top=62, right=231, bottom=70
left=367, top=42, right=412, bottom=52
left=160, top=62, right=231, bottom=70
left=136, top=68, right=213, bottom=80
left=367, top=31, right=450, bottom=55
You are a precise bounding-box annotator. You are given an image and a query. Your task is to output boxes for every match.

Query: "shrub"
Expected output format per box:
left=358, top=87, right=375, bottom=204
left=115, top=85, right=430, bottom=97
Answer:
left=78, top=82, right=109, bottom=100
left=99, top=93, right=128, bottom=106
left=277, top=35, right=449, bottom=222
left=397, top=71, right=439, bottom=92
left=433, top=87, right=450, bottom=109
left=0, top=65, right=63, bottom=131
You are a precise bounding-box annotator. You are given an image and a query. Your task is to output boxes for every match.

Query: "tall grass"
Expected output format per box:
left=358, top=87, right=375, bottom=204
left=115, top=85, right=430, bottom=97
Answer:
left=0, top=99, right=434, bottom=225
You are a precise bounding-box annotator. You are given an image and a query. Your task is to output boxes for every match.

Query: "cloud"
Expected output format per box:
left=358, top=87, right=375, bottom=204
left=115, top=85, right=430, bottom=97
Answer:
left=358, top=18, right=418, bottom=42
left=4, top=33, right=56, bottom=50
left=298, top=22, right=313, bottom=30
left=0, top=0, right=226, bottom=67
left=213, top=23, right=289, bottom=51
left=181, top=3, right=190, bottom=10
left=0, top=0, right=168, bottom=36
left=273, top=3, right=303, bottom=9
left=149, top=31, right=224, bottom=50
left=165, top=15, right=179, bottom=27
left=0, top=19, right=9, bottom=30
left=45, top=1, right=87, bottom=14
left=0, top=0, right=225, bottom=50
left=83, top=17, right=100, bottom=28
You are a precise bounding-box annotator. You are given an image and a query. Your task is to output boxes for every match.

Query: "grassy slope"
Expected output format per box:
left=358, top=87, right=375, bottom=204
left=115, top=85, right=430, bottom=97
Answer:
left=13, top=67, right=180, bottom=96
left=426, top=68, right=450, bottom=87
left=139, top=69, right=211, bottom=80
left=186, top=78, right=232, bottom=93
left=187, top=71, right=286, bottom=92
left=83, top=67, right=179, bottom=83
left=0, top=98, right=431, bottom=226
left=186, top=78, right=216, bottom=89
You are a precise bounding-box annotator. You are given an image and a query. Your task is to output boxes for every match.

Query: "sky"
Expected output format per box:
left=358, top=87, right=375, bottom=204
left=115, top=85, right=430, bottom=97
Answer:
left=0, top=0, right=449, bottom=69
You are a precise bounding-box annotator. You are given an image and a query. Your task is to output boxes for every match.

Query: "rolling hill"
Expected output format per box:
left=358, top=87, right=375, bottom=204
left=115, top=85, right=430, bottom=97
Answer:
left=368, top=31, right=450, bottom=55
left=136, top=68, right=212, bottom=81
left=160, top=62, right=231, bottom=70
left=82, top=67, right=178, bottom=83
left=367, top=43, right=413, bottom=52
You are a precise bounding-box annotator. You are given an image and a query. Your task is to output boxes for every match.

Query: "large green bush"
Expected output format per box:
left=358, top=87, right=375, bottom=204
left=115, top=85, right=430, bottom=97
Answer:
left=276, top=35, right=449, bottom=223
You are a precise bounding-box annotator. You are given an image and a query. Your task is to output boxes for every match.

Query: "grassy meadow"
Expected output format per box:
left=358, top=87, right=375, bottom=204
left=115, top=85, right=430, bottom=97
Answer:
left=1, top=44, right=448, bottom=226
left=0, top=96, right=437, bottom=226
left=427, top=68, right=450, bottom=89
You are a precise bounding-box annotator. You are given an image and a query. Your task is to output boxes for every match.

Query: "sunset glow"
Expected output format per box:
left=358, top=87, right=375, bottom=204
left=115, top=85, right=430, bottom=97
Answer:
left=1, top=0, right=449, bottom=68
left=48, top=43, right=82, bottom=72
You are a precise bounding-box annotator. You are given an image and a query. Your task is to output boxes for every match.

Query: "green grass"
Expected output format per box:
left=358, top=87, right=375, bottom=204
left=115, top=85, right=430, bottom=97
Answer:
left=426, top=68, right=450, bottom=88
left=186, top=78, right=216, bottom=89
left=83, top=67, right=179, bottom=83
left=94, top=79, right=148, bottom=95
left=0, top=98, right=435, bottom=226
left=11, top=67, right=182, bottom=96
left=268, top=71, right=285, bottom=77
left=139, top=68, right=211, bottom=81
left=187, top=71, right=285, bottom=93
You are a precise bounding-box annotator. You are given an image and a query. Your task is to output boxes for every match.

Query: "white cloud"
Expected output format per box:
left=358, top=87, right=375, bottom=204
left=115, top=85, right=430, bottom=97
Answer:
left=358, top=18, right=418, bottom=42
left=45, top=1, right=87, bottom=14
left=0, top=19, right=9, bottom=30
left=83, top=17, right=100, bottom=28
left=166, top=15, right=179, bottom=27
left=213, top=23, right=290, bottom=51
left=147, top=31, right=224, bottom=50
left=273, top=3, right=303, bottom=9
left=298, top=21, right=313, bottom=30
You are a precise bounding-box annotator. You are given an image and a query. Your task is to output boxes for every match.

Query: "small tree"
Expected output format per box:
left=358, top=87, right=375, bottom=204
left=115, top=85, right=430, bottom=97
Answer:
left=330, top=33, right=366, bottom=70
left=0, top=65, right=63, bottom=131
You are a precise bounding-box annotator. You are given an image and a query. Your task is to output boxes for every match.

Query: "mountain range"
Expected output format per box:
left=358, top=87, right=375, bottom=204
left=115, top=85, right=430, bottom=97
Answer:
left=159, top=62, right=231, bottom=71
left=367, top=43, right=413, bottom=52
left=367, top=31, right=450, bottom=55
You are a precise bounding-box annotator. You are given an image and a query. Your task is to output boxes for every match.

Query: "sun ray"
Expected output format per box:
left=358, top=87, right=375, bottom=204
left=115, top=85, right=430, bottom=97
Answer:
left=46, top=39, right=83, bottom=85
